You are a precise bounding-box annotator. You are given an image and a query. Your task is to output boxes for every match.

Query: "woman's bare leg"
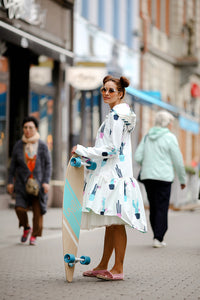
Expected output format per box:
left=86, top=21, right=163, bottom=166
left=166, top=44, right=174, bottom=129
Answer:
left=94, top=224, right=127, bottom=274
left=110, top=225, right=127, bottom=274
left=94, top=226, right=115, bottom=270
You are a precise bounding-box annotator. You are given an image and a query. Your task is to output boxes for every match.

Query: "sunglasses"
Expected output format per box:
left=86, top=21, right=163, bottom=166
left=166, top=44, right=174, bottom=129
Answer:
left=100, top=87, right=118, bottom=94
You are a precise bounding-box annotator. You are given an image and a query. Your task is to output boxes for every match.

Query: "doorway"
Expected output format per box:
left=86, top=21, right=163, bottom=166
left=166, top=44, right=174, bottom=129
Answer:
left=7, top=44, right=31, bottom=156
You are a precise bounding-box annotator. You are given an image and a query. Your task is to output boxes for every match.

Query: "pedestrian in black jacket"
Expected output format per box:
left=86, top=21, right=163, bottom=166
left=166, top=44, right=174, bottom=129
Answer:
left=7, top=116, right=52, bottom=245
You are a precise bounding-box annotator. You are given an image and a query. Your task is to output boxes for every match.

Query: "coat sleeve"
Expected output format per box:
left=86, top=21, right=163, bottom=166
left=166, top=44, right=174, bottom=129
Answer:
left=134, top=136, right=146, bottom=165
left=169, top=135, right=186, bottom=184
left=75, top=112, right=124, bottom=160
left=8, top=143, right=18, bottom=184
left=42, top=145, right=52, bottom=183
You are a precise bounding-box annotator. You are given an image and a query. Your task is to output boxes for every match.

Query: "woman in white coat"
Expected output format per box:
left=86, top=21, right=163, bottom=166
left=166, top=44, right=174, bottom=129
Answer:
left=72, top=75, right=147, bottom=281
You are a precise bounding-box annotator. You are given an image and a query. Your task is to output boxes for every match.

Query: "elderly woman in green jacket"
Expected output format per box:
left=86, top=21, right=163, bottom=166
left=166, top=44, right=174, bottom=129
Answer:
left=135, top=110, right=186, bottom=248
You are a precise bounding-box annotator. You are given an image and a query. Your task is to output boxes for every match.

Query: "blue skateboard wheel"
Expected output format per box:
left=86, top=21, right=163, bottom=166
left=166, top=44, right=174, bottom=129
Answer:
left=70, top=157, right=82, bottom=168
left=80, top=256, right=91, bottom=265
left=86, top=161, right=97, bottom=170
left=64, top=254, right=75, bottom=263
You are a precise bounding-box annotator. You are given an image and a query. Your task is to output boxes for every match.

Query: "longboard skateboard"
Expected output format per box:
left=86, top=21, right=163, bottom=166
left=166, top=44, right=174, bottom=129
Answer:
left=62, top=156, right=96, bottom=282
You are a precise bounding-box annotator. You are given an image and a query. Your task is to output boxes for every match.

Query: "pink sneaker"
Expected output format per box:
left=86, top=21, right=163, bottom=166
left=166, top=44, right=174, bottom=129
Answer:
left=21, top=227, right=31, bottom=243
left=29, top=236, right=36, bottom=246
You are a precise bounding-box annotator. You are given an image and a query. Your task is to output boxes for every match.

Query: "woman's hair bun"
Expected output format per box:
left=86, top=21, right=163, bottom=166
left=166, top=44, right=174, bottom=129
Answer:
left=120, top=76, right=130, bottom=88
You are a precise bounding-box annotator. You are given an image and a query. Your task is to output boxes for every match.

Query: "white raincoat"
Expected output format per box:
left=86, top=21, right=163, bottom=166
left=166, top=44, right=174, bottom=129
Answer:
left=76, top=103, right=147, bottom=233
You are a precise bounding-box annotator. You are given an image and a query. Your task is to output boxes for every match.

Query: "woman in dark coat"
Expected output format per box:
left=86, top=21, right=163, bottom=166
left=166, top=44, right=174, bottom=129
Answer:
left=7, top=116, right=51, bottom=245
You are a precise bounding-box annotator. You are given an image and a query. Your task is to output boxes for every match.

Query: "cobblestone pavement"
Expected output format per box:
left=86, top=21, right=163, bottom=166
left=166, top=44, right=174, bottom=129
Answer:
left=0, top=208, right=200, bottom=300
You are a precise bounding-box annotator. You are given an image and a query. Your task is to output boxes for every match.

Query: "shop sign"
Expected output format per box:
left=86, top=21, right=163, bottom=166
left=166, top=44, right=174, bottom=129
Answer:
left=67, top=67, right=107, bottom=90
left=179, top=115, right=199, bottom=134
left=191, top=83, right=200, bottom=98
left=30, top=66, right=52, bottom=86
left=1, top=0, right=46, bottom=27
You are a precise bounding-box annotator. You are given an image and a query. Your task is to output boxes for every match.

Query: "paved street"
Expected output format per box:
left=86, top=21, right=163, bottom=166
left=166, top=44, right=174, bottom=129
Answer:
left=0, top=207, right=200, bottom=300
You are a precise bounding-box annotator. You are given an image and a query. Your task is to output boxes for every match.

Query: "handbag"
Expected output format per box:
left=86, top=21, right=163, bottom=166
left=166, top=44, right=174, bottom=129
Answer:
left=137, top=134, right=148, bottom=184
left=26, top=177, right=39, bottom=196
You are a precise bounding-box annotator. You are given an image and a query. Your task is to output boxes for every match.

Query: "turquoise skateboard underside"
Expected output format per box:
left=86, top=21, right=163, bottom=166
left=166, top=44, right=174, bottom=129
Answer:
left=63, top=178, right=82, bottom=240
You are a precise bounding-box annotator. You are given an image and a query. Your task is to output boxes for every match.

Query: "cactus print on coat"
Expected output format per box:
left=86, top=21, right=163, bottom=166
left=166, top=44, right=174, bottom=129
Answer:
left=76, top=103, right=147, bottom=233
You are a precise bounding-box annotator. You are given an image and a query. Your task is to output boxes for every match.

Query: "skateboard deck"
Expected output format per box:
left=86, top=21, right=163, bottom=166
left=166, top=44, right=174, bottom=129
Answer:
left=62, top=156, right=95, bottom=282
left=62, top=156, right=84, bottom=282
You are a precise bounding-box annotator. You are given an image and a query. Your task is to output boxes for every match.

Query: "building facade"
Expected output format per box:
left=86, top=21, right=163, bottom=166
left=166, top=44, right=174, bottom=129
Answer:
left=71, top=0, right=141, bottom=155
left=0, top=0, right=74, bottom=206
left=139, top=0, right=200, bottom=167
left=72, top=0, right=200, bottom=206
left=73, top=0, right=199, bottom=168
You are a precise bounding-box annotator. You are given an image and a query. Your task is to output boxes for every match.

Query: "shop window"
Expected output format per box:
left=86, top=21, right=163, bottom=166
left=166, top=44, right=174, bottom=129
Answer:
left=0, top=57, right=8, bottom=186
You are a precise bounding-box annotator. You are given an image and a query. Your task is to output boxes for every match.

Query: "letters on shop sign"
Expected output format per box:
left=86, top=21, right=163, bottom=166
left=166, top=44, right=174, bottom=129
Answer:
left=1, top=0, right=46, bottom=27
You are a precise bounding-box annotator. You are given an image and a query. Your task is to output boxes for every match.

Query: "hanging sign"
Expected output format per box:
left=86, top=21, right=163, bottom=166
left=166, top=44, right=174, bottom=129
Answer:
left=191, top=83, right=200, bottom=98
left=67, top=67, right=107, bottom=90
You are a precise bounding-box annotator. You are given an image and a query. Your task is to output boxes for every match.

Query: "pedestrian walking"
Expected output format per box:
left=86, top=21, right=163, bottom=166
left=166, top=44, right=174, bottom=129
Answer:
left=71, top=75, right=147, bottom=281
left=7, top=116, right=52, bottom=246
left=135, top=110, right=186, bottom=248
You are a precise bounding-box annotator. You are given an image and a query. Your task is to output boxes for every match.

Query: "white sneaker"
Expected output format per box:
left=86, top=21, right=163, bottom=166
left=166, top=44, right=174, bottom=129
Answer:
left=153, top=239, right=166, bottom=248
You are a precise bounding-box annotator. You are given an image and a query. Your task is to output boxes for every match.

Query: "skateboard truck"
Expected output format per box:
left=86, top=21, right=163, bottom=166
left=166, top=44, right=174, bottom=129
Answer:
left=64, top=253, right=91, bottom=268
left=70, top=157, right=97, bottom=170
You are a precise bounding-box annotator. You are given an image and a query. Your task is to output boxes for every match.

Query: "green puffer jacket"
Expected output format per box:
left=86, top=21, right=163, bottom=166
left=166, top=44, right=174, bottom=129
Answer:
left=134, top=127, right=186, bottom=184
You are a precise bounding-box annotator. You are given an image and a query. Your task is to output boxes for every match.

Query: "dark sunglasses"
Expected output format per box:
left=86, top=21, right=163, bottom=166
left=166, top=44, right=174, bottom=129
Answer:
left=100, top=87, right=118, bottom=94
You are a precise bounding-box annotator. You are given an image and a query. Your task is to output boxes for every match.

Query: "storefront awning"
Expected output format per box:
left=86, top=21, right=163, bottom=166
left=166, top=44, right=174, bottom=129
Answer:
left=126, top=86, right=200, bottom=134
left=0, top=21, right=74, bottom=63
left=126, top=86, right=179, bottom=114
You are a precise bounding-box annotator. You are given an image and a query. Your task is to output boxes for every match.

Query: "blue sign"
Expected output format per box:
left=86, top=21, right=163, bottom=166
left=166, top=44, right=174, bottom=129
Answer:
left=179, top=116, right=199, bottom=134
